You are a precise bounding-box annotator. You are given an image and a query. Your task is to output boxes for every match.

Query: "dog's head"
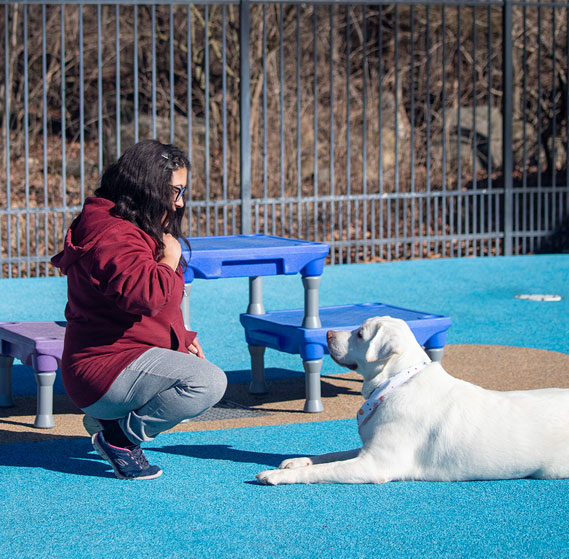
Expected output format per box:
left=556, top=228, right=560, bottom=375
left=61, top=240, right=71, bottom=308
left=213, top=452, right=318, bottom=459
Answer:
left=327, top=316, right=429, bottom=397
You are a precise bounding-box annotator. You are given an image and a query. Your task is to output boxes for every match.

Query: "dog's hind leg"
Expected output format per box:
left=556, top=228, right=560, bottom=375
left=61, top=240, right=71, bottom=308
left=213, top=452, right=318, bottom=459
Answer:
left=257, top=455, right=386, bottom=485
left=279, top=448, right=361, bottom=470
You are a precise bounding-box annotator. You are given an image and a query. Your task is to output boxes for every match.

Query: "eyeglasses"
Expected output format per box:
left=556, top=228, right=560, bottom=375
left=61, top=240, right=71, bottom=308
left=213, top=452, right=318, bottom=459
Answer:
left=171, top=185, right=186, bottom=202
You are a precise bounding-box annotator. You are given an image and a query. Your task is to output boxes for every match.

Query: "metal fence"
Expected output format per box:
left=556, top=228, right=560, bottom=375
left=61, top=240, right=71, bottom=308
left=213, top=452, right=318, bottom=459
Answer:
left=1, top=0, right=569, bottom=277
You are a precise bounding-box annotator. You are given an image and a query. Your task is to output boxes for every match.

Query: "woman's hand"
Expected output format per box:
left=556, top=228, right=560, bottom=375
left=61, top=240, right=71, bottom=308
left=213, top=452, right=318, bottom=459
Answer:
left=188, top=337, right=205, bottom=359
left=159, top=233, right=182, bottom=271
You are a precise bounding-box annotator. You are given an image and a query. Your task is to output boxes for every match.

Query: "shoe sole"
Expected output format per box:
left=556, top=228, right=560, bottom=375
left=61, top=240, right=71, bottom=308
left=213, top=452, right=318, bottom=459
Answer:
left=92, top=434, right=163, bottom=481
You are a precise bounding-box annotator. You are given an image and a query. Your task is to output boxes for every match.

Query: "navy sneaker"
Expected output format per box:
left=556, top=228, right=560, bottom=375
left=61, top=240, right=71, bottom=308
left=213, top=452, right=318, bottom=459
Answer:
left=92, top=431, right=163, bottom=480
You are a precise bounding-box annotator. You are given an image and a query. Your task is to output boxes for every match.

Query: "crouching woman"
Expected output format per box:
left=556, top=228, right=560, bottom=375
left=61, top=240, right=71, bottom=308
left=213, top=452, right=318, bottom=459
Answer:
left=52, top=139, right=227, bottom=480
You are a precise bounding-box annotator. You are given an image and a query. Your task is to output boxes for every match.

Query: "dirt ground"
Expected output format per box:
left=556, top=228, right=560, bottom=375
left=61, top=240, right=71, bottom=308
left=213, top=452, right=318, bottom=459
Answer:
left=2, top=344, right=569, bottom=445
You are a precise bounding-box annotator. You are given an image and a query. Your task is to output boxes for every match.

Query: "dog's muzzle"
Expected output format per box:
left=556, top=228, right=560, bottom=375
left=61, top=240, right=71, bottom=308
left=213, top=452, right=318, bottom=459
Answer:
left=327, top=331, right=357, bottom=370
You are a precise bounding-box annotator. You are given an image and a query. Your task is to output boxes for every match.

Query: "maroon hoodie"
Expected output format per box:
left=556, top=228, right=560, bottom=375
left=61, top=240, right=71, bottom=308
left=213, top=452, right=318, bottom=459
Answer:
left=51, top=197, right=196, bottom=408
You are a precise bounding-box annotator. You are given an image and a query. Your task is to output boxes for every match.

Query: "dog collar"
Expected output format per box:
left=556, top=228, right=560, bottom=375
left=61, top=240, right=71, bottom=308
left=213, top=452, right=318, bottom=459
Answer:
left=357, top=362, right=429, bottom=428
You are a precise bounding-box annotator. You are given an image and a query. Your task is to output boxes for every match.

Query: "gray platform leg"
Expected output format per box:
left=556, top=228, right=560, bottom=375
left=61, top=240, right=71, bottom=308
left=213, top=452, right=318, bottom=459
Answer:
left=247, top=276, right=265, bottom=315
left=0, top=355, right=15, bottom=407
left=426, top=347, right=444, bottom=363
left=247, top=277, right=268, bottom=394
left=34, top=371, right=56, bottom=428
left=303, top=359, right=324, bottom=413
left=182, top=283, right=192, bottom=329
left=301, top=276, right=321, bottom=328
left=248, top=345, right=268, bottom=394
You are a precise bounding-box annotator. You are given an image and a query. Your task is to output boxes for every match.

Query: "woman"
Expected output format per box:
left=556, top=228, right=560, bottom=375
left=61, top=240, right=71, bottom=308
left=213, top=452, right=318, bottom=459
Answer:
left=52, top=139, right=227, bottom=480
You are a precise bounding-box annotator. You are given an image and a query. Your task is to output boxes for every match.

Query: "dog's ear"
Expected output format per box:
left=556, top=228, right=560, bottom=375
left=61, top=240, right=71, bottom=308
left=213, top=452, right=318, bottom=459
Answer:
left=364, top=327, right=400, bottom=363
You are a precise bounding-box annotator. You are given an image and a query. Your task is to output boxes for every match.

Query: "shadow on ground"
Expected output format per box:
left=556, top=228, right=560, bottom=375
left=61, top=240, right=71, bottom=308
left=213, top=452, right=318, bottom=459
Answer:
left=149, top=443, right=295, bottom=468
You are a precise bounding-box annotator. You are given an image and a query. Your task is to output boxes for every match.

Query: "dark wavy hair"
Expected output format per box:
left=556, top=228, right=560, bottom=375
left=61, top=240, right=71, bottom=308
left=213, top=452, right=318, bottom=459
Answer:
left=95, top=139, right=191, bottom=260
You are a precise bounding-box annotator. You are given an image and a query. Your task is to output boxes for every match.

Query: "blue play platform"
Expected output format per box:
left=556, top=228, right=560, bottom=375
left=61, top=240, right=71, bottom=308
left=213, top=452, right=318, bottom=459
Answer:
left=181, top=234, right=330, bottom=282
left=240, top=302, right=451, bottom=361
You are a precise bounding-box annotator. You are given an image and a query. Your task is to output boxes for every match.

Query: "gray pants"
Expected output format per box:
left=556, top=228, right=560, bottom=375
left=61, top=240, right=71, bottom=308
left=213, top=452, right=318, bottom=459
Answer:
left=82, top=347, right=227, bottom=444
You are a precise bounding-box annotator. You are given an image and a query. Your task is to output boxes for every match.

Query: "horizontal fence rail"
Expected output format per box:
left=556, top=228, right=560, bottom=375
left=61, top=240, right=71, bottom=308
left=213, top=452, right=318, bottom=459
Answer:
left=1, top=0, right=568, bottom=277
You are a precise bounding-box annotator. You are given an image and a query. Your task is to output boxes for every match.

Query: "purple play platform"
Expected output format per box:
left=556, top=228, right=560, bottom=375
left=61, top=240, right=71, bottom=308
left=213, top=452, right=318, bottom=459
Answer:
left=0, top=321, right=66, bottom=428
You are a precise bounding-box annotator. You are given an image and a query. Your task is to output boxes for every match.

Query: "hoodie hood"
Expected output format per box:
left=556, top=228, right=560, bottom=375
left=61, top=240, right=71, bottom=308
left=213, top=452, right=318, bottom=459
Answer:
left=52, top=197, right=130, bottom=274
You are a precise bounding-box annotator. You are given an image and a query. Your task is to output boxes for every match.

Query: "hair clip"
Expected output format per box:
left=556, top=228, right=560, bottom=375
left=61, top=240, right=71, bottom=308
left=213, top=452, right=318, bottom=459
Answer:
left=161, top=153, right=169, bottom=160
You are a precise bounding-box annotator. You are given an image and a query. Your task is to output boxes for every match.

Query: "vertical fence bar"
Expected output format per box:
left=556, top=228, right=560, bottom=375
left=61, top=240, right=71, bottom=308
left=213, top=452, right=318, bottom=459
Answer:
left=4, top=4, right=11, bottom=277
left=115, top=5, right=121, bottom=157
left=222, top=5, right=228, bottom=235
left=502, top=0, right=514, bottom=256
left=79, top=5, right=85, bottom=203
left=25, top=6, right=34, bottom=276
left=346, top=5, right=351, bottom=264
left=60, top=5, right=67, bottom=237
left=566, top=4, right=569, bottom=231
left=42, top=4, right=49, bottom=275
left=441, top=5, right=447, bottom=257
left=240, top=0, right=251, bottom=234
left=262, top=5, right=268, bottom=235
left=551, top=6, right=556, bottom=194
left=134, top=5, right=139, bottom=143
left=23, top=4, right=30, bottom=276
left=550, top=5, right=556, bottom=243
left=205, top=5, right=210, bottom=234
left=522, top=1, right=528, bottom=254
left=471, top=6, right=476, bottom=256
left=487, top=5, right=492, bottom=255
left=279, top=4, right=284, bottom=237
left=454, top=6, right=461, bottom=258
left=296, top=6, right=301, bottom=238
left=313, top=6, right=318, bottom=242
left=393, top=5, right=399, bottom=260
left=97, top=5, right=103, bottom=173
left=378, top=4, right=383, bottom=262
left=491, top=8, right=497, bottom=257
left=537, top=1, right=543, bottom=241
left=409, top=5, right=415, bottom=258
left=169, top=5, right=175, bottom=143
left=361, top=5, right=367, bottom=261
left=329, top=5, right=336, bottom=263
left=187, top=4, right=192, bottom=234
left=425, top=5, right=432, bottom=259
left=151, top=5, right=157, bottom=137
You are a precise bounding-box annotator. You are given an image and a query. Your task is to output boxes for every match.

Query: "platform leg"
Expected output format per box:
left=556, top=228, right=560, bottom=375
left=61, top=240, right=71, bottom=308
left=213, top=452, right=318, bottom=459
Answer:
left=247, top=276, right=268, bottom=394
left=0, top=355, right=15, bottom=407
left=248, top=345, right=268, bottom=394
left=248, top=276, right=265, bottom=315
left=426, top=347, right=444, bottom=363
left=34, top=371, right=56, bottom=428
left=303, top=359, right=324, bottom=413
left=182, top=283, right=192, bottom=329
left=301, top=276, right=321, bottom=328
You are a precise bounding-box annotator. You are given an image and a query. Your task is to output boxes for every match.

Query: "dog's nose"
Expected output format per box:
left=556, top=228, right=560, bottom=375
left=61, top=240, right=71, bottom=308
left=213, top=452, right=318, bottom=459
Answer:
left=326, top=331, right=335, bottom=341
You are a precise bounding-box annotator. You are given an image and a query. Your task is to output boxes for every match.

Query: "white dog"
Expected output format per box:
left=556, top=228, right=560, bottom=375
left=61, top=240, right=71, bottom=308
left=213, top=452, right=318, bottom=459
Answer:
left=256, top=316, right=569, bottom=485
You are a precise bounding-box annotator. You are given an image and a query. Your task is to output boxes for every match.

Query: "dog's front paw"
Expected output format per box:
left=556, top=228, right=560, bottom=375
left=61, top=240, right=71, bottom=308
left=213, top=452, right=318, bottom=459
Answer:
left=279, top=457, right=313, bottom=469
left=256, top=468, right=296, bottom=485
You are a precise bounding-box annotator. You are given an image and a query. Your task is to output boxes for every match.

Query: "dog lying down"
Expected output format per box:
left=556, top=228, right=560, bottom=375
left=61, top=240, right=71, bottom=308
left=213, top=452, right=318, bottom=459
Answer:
left=257, top=316, right=569, bottom=485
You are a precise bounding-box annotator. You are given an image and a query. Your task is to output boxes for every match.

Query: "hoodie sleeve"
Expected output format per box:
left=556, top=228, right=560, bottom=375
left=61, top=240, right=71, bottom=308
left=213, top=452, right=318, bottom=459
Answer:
left=90, top=225, right=178, bottom=317
left=185, top=329, right=198, bottom=347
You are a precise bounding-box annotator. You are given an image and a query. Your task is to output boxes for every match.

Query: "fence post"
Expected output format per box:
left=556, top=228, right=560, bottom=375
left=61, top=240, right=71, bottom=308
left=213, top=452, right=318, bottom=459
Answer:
left=240, top=0, right=252, bottom=234
left=502, top=0, right=514, bottom=255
